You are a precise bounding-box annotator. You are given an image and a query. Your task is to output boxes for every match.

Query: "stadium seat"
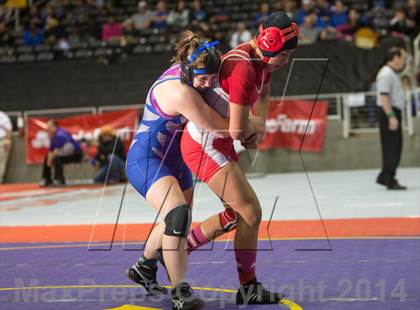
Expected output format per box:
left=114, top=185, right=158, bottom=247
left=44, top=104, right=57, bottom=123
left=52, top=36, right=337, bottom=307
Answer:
left=15, top=45, right=33, bottom=54
left=0, top=55, right=17, bottom=64
left=132, top=45, right=152, bottom=54
left=17, top=53, right=36, bottom=63
left=34, top=44, right=51, bottom=53
left=74, top=49, right=94, bottom=58
left=94, top=48, right=113, bottom=57
left=36, top=52, right=55, bottom=62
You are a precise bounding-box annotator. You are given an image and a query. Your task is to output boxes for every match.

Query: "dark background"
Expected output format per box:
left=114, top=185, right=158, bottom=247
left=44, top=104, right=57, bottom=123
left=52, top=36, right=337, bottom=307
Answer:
left=0, top=40, right=395, bottom=112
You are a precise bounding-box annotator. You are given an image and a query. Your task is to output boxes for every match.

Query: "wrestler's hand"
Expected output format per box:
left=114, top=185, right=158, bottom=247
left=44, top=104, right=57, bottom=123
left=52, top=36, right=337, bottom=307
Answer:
left=241, top=132, right=259, bottom=149
left=247, top=115, right=265, bottom=138
left=249, top=114, right=265, bottom=135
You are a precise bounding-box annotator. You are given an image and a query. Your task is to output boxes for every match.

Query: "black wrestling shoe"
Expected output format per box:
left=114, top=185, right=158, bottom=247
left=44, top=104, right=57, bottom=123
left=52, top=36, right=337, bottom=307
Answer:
left=53, top=178, right=65, bottom=186
left=39, top=178, right=52, bottom=187
left=171, top=282, right=204, bottom=310
left=127, top=260, right=168, bottom=294
left=376, top=175, right=391, bottom=187
left=236, top=280, right=285, bottom=305
left=388, top=180, right=407, bottom=190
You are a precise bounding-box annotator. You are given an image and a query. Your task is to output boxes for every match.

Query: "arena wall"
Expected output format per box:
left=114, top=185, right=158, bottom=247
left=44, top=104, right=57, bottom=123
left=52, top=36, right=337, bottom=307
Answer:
left=4, top=118, right=419, bottom=183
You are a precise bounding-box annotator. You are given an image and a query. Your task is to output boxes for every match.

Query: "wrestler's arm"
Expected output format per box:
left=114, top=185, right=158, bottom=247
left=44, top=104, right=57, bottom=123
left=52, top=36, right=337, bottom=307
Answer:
left=254, top=80, right=271, bottom=121
left=155, top=82, right=230, bottom=137
left=229, top=103, right=251, bottom=140
left=228, top=63, right=265, bottom=140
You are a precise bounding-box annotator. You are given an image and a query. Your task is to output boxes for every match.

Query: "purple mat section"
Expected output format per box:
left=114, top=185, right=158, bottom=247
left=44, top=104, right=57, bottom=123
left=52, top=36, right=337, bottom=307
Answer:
left=1, top=239, right=419, bottom=309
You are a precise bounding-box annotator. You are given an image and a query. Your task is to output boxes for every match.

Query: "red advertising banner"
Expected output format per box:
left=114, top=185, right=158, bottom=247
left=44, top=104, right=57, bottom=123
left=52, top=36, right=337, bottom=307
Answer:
left=26, top=109, right=138, bottom=164
left=258, top=99, right=328, bottom=152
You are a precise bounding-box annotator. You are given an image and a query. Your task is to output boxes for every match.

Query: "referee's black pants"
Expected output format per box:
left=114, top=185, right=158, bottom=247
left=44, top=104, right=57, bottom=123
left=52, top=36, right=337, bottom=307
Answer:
left=42, top=151, right=83, bottom=182
left=377, top=107, right=402, bottom=186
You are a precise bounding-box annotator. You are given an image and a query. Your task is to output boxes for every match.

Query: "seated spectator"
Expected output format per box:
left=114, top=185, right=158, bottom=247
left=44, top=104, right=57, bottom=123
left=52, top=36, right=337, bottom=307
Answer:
left=92, top=126, right=126, bottom=184
left=42, top=5, right=64, bottom=44
left=152, top=0, right=169, bottom=29
left=329, top=0, right=347, bottom=28
left=254, top=2, right=270, bottom=26
left=23, top=5, right=42, bottom=28
left=40, top=120, right=83, bottom=186
left=0, top=110, right=12, bottom=184
left=283, top=0, right=297, bottom=21
left=315, top=0, right=332, bottom=25
left=23, top=23, right=44, bottom=47
left=57, top=36, right=70, bottom=51
left=68, top=29, right=82, bottom=47
left=210, top=6, right=229, bottom=23
left=191, top=0, right=207, bottom=24
left=336, top=8, right=364, bottom=41
left=102, top=16, right=122, bottom=43
left=0, top=21, right=12, bottom=48
left=190, top=0, right=209, bottom=36
left=405, top=0, right=420, bottom=34
left=123, top=1, right=154, bottom=32
left=299, top=12, right=321, bottom=44
left=168, top=0, right=190, bottom=29
left=274, top=0, right=285, bottom=11
left=229, top=22, right=252, bottom=49
left=296, top=0, right=315, bottom=25
left=389, top=7, right=416, bottom=38
left=0, top=5, right=13, bottom=24
left=48, top=0, right=67, bottom=20
left=319, top=26, right=338, bottom=41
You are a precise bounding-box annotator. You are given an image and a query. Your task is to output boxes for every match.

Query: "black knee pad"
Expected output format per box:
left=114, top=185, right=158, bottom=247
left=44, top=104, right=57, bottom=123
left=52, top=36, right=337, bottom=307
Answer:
left=164, top=204, right=190, bottom=237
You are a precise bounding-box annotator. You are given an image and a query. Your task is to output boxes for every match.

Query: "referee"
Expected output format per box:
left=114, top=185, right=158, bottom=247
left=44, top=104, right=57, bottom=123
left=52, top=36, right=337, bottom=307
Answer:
left=376, top=47, right=407, bottom=190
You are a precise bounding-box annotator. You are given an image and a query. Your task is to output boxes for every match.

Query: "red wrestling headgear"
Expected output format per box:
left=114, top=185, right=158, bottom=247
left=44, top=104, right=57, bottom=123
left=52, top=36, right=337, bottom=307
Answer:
left=256, top=12, right=299, bottom=62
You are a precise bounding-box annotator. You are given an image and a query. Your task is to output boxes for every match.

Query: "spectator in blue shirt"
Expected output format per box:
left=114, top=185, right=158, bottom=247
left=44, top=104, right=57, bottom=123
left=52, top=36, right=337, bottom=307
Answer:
left=23, top=23, right=44, bottom=47
left=296, top=0, right=315, bottom=25
left=191, top=0, right=207, bottom=23
left=315, top=0, right=332, bottom=26
left=329, top=0, right=348, bottom=28
left=254, top=2, right=270, bottom=26
left=40, top=120, right=83, bottom=186
left=152, top=0, right=169, bottom=29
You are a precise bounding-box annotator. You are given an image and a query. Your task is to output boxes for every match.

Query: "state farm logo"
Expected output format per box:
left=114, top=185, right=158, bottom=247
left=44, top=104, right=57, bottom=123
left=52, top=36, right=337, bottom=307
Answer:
left=265, top=114, right=317, bottom=135
left=31, top=131, right=50, bottom=149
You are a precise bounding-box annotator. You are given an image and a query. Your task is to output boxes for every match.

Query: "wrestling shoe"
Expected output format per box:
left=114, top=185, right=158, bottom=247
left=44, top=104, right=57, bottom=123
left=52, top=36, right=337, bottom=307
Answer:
left=236, top=280, right=285, bottom=305
left=171, top=282, right=204, bottom=310
left=388, top=179, right=407, bottom=190
left=127, top=259, right=168, bottom=294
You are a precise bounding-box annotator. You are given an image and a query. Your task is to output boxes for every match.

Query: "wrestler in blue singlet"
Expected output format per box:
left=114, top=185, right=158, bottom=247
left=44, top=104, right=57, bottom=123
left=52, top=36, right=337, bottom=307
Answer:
left=126, top=64, right=192, bottom=197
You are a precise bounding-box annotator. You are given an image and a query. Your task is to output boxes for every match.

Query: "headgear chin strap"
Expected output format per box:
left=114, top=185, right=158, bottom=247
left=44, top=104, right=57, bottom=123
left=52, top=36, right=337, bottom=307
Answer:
left=181, top=40, right=220, bottom=85
left=256, top=22, right=299, bottom=62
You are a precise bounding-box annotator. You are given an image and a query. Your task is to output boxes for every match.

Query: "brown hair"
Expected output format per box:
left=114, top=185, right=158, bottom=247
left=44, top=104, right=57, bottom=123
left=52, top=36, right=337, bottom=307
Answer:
left=387, top=46, right=404, bottom=62
left=171, top=30, right=213, bottom=68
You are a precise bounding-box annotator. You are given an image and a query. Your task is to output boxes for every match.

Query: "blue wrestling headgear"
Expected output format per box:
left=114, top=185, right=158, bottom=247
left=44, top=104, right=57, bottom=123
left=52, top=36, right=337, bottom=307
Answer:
left=181, top=40, right=221, bottom=85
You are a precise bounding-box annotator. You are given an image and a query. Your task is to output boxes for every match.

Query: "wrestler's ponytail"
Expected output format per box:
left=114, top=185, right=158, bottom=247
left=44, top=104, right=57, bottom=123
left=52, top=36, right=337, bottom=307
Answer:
left=172, top=30, right=209, bottom=68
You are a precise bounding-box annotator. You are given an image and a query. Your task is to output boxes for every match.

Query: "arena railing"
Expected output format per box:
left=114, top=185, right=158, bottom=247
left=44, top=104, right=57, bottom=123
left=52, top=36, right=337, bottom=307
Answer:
left=342, top=88, right=419, bottom=138
left=6, top=89, right=419, bottom=139
left=272, top=93, right=343, bottom=121
left=97, top=104, right=143, bottom=114
left=275, top=89, right=418, bottom=138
